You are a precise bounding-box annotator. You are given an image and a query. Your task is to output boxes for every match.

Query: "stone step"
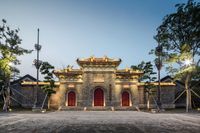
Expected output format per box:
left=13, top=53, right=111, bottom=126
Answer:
left=60, top=106, right=114, bottom=111
left=86, top=106, right=113, bottom=111
left=59, top=106, right=138, bottom=111
left=60, top=107, right=84, bottom=111
left=114, top=106, right=136, bottom=111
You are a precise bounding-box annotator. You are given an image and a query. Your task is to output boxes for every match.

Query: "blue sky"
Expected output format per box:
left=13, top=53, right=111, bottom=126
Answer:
left=0, top=0, right=192, bottom=79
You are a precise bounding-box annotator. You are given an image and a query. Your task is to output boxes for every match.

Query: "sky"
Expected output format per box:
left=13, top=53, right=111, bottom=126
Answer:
left=0, top=0, right=193, bottom=80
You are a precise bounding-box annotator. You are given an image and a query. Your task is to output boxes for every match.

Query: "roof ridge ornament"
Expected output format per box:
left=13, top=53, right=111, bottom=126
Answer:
left=76, top=56, right=122, bottom=67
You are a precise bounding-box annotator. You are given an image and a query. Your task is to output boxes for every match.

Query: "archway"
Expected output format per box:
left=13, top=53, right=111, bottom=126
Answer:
left=122, top=91, right=130, bottom=106
left=94, top=88, right=104, bottom=106
left=68, top=91, right=76, bottom=106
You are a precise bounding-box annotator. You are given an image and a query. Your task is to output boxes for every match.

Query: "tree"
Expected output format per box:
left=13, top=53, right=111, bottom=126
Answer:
left=153, top=0, right=200, bottom=112
left=40, top=61, right=56, bottom=109
left=131, top=61, right=157, bottom=110
left=0, top=19, right=32, bottom=112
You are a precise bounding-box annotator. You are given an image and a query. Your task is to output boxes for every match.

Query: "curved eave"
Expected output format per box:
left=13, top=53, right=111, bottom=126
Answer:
left=116, top=69, right=143, bottom=76
left=116, top=72, right=143, bottom=76
left=53, top=70, right=82, bottom=77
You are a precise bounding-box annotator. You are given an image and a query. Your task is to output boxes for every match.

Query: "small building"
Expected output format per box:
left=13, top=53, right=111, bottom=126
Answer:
left=11, top=74, right=47, bottom=108
left=161, top=76, right=200, bottom=108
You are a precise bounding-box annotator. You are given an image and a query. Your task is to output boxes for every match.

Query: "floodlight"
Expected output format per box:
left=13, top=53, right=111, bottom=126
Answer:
left=184, top=59, right=192, bottom=66
left=8, top=62, right=13, bottom=66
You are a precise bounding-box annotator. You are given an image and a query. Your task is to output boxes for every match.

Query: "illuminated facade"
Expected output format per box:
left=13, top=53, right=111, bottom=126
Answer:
left=49, top=56, right=175, bottom=110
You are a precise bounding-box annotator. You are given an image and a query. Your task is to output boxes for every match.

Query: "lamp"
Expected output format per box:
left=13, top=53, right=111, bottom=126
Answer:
left=184, top=59, right=192, bottom=66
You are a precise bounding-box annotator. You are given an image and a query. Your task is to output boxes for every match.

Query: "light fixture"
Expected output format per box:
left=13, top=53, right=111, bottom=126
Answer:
left=184, top=59, right=192, bottom=66
left=8, top=62, right=13, bottom=66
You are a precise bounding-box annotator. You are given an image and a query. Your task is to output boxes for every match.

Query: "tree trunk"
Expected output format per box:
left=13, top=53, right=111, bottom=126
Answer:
left=3, top=91, right=8, bottom=112
left=185, top=74, right=192, bottom=112
left=3, top=91, right=10, bottom=112
left=48, top=97, right=50, bottom=109
left=2, top=78, right=11, bottom=112
left=146, top=92, right=150, bottom=110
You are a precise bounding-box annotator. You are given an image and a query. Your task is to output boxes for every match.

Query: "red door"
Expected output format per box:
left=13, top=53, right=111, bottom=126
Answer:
left=94, top=88, right=104, bottom=106
left=122, top=91, right=130, bottom=106
left=68, top=91, right=76, bottom=106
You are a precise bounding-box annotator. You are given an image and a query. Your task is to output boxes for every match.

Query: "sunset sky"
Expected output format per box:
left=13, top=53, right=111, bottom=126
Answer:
left=0, top=0, right=191, bottom=79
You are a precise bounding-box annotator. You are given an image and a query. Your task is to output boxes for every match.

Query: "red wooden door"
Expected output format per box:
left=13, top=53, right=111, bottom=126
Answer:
left=122, top=91, right=130, bottom=106
left=94, top=88, right=104, bottom=106
left=68, top=91, right=76, bottom=106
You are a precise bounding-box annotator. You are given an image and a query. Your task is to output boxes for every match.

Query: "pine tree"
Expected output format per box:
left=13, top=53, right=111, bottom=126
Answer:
left=40, top=62, right=56, bottom=109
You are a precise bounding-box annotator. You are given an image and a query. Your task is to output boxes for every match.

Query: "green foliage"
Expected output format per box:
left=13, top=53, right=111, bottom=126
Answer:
left=0, top=19, right=32, bottom=111
left=0, top=19, right=32, bottom=90
left=40, top=62, right=56, bottom=96
left=192, top=65, right=200, bottom=81
left=151, top=1, right=200, bottom=111
left=153, top=0, right=200, bottom=80
left=131, top=61, right=157, bottom=92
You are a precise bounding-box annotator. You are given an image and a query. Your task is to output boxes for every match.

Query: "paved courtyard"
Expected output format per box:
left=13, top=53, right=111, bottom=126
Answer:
left=0, top=111, right=200, bottom=133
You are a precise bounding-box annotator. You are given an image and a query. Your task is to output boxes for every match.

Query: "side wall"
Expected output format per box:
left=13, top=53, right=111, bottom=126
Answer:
left=12, top=84, right=47, bottom=108
left=138, top=85, right=175, bottom=109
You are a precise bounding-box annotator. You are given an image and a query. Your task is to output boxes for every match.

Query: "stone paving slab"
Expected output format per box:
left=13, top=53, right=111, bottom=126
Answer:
left=0, top=111, right=200, bottom=133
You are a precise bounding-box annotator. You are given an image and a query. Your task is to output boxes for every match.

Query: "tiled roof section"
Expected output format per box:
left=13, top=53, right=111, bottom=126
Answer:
left=116, top=68, right=143, bottom=75
left=160, top=75, right=185, bottom=86
left=11, top=74, right=37, bottom=85
left=77, top=56, right=121, bottom=67
left=160, top=75, right=173, bottom=82
left=54, top=68, right=82, bottom=76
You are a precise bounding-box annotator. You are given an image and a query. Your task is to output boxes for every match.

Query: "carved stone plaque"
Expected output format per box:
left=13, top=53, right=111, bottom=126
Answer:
left=68, top=84, right=75, bottom=88
left=93, top=74, right=104, bottom=83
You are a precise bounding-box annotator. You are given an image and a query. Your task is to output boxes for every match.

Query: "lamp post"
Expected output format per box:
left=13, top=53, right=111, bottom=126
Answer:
left=155, top=44, right=163, bottom=110
left=33, top=29, right=42, bottom=108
